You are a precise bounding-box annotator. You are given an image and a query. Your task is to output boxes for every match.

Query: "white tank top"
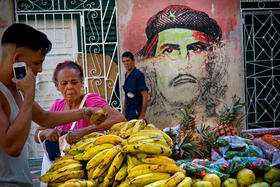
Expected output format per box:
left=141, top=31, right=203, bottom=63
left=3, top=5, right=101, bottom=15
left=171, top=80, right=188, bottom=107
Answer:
left=0, top=81, right=33, bottom=186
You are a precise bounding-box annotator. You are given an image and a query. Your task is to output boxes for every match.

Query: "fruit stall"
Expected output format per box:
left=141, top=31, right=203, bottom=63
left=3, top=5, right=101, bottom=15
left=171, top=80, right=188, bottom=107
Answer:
left=40, top=96, right=280, bottom=187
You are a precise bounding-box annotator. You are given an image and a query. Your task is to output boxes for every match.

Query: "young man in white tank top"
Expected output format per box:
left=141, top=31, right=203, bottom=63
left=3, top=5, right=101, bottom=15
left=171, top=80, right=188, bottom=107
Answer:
left=0, top=23, right=103, bottom=186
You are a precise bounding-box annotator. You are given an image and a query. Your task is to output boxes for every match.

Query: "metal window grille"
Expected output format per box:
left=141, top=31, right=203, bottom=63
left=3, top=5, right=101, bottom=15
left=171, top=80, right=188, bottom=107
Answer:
left=14, top=0, right=121, bottom=158
left=241, top=0, right=280, bottom=129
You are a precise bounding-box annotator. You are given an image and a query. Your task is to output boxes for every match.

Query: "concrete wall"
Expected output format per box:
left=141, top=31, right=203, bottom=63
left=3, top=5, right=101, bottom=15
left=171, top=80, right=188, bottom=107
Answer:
left=0, top=0, right=14, bottom=56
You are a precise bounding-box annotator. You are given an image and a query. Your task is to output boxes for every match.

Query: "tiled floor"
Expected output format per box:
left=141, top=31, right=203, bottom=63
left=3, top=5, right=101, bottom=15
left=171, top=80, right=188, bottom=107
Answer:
left=29, top=158, right=42, bottom=187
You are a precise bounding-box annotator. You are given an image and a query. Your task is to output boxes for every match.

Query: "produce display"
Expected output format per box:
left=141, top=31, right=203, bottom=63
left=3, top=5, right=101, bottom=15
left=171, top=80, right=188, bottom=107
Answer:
left=39, top=96, right=280, bottom=186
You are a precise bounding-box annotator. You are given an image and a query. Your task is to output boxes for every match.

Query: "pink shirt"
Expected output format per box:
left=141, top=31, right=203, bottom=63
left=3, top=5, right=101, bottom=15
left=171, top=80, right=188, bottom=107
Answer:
left=49, top=93, right=108, bottom=132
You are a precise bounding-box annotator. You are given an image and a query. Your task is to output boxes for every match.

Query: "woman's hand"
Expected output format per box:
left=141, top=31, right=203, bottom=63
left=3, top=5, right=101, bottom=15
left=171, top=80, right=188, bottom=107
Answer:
left=83, top=107, right=107, bottom=123
left=65, top=129, right=83, bottom=145
left=43, top=128, right=61, bottom=142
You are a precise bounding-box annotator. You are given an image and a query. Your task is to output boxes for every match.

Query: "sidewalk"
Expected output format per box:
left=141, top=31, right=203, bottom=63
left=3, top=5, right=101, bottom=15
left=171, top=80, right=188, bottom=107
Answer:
left=29, top=158, right=42, bottom=187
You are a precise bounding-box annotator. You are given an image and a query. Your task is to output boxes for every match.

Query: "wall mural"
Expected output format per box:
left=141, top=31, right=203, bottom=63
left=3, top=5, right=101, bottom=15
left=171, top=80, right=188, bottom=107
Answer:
left=119, top=0, right=242, bottom=129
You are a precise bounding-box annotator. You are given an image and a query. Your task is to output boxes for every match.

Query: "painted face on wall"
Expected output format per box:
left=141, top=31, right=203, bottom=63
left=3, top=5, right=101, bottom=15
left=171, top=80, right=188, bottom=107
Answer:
left=154, top=28, right=210, bottom=103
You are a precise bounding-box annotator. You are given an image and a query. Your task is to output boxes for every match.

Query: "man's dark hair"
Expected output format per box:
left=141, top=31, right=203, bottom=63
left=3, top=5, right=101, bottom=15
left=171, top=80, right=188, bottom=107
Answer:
left=137, top=5, right=222, bottom=57
left=122, top=51, right=134, bottom=60
left=1, top=23, right=52, bottom=55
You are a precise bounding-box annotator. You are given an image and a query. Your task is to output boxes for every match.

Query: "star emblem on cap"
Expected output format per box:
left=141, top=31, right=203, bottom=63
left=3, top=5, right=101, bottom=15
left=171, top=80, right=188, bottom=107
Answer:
left=168, top=11, right=176, bottom=19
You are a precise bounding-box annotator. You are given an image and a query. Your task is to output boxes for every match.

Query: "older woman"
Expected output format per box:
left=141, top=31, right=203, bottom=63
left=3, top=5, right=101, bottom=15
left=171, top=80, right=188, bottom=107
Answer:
left=34, top=61, right=125, bottom=183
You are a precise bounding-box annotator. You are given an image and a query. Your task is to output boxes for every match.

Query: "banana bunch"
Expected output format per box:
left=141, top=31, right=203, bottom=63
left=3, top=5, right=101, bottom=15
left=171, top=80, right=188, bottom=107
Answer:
left=107, top=119, right=146, bottom=138
left=40, top=119, right=185, bottom=186
left=40, top=155, right=85, bottom=185
left=64, top=133, right=123, bottom=161
left=57, top=179, right=97, bottom=187
left=63, top=131, right=104, bottom=155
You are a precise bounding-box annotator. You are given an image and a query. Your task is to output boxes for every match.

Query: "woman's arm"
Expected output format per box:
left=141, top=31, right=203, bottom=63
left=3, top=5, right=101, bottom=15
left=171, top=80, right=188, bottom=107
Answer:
left=66, top=105, right=126, bottom=144
left=32, top=102, right=100, bottom=128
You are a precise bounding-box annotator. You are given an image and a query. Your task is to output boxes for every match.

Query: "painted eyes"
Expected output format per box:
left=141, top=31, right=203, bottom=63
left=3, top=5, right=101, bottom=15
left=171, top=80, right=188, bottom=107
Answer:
left=160, top=42, right=208, bottom=57
left=187, top=42, right=207, bottom=53
left=161, top=44, right=180, bottom=56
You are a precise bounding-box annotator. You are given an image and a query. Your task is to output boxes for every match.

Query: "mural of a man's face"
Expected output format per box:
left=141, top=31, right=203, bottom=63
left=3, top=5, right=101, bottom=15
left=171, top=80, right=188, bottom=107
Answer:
left=154, top=28, right=210, bottom=103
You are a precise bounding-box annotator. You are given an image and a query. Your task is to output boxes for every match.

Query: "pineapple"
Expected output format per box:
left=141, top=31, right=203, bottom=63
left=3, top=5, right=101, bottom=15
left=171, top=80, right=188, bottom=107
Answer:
left=212, top=95, right=245, bottom=136
left=170, top=107, right=204, bottom=159
left=171, top=130, right=203, bottom=160
left=178, top=107, right=201, bottom=142
left=198, top=124, right=218, bottom=158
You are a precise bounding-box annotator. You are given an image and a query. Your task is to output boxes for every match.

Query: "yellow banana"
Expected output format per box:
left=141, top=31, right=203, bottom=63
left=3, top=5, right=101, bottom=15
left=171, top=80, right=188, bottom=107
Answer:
left=93, top=135, right=123, bottom=145
left=82, top=132, right=104, bottom=139
left=127, top=135, right=163, bottom=144
left=112, top=180, right=120, bottom=187
left=58, top=179, right=95, bottom=187
left=160, top=131, right=173, bottom=147
left=131, top=155, right=144, bottom=166
left=132, top=119, right=146, bottom=134
left=119, top=172, right=170, bottom=187
left=119, top=119, right=138, bottom=134
left=119, top=127, right=134, bottom=138
left=56, top=155, right=75, bottom=162
left=97, top=145, right=121, bottom=169
left=91, top=159, right=112, bottom=179
left=127, top=168, right=154, bottom=179
left=67, top=139, right=95, bottom=155
left=103, top=176, right=113, bottom=187
left=67, top=149, right=83, bottom=156
left=135, top=153, right=149, bottom=159
left=121, top=143, right=172, bottom=156
left=115, top=163, right=128, bottom=181
left=177, top=176, right=192, bottom=187
left=51, top=163, right=83, bottom=175
left=106, top=152, right=126, bottom=179
left=109, top=121, right=127, bottom=131
left=48, top=182, right=64, bottom=187
left=131, top=130, right=173, bottom=147
left=137, top=138, right=169, bottom=147
left=89, top=146, right=121, bottom=179
left=69, top=137, right=96, bottom=150
left=160, top=171, right=186, bottom=186
left=74, top=153, right=84, bottom=161
left=50, top=170, right=85, bottom=183
left=144, top=123, right=157, bottom=129
left=126, top=155, right=136, bottom=172
left=87, top=167, right=96, bottom=180
left=40, top=172, right=52, bottom=183
left=130, top=164, right=186, bottom=175
left=141, top=155, right=176, bottom=165
left=90, top=109, right=108, bottom=124
left=82, top=143, right=115, bottom=160
left=86, top=149, right=110, bottom=170
left=89, top=179, right=99, bottom=186
left=129, top=130, right=163, bottom=138
left=77, top=139, right=96, bottom=151
left=48, top=159, right=80, bottom=173
left=144, top=179, right=168, bottom=187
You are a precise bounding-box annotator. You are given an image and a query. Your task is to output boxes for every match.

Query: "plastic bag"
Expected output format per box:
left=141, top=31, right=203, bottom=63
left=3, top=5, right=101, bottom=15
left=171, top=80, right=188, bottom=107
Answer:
left=217, top=136, right=253, bottom=147
left=246, top=145, right=264, bottom=158
left=253, top=139, right=280, bottom=166
left=59, top=133, right=70, bottom=157
left=211, top=149, right=223, bottom=161
left=192, top=158, right=211, bottom=167
left=231, top=156, right=271, bottom=171
left=213, top=158, right=234, bottom=174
